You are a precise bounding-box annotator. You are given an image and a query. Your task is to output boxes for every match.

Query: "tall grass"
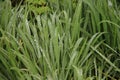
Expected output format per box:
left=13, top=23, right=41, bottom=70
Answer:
left=0, top=0, right=120, bottom=80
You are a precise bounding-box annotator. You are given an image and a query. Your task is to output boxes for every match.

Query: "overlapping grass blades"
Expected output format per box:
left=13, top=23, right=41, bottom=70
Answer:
left=0, top=0, right=120, bottom=80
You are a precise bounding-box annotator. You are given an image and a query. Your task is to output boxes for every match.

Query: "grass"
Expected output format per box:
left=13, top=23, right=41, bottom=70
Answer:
left=0, top=0, right=120, bottom=80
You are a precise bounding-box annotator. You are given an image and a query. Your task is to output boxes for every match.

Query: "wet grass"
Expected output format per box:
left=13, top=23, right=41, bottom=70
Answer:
left=0, top=0, right=120, bottom=80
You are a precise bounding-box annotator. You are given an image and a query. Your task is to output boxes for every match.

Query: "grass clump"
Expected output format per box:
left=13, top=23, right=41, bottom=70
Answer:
left=0, top=0, right=120, bottom=80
